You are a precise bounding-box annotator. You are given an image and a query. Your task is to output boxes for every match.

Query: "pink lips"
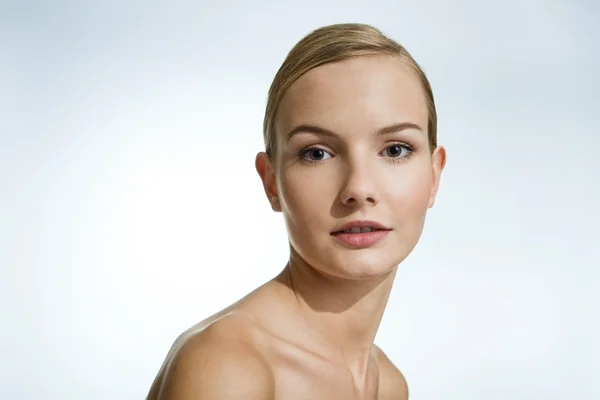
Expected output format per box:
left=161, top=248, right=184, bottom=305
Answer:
left=330, top=220, right=391, bottom=249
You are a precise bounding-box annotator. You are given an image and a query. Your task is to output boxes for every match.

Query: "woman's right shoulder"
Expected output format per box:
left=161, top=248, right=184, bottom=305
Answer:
left=152, top=312, right=275, bottom=399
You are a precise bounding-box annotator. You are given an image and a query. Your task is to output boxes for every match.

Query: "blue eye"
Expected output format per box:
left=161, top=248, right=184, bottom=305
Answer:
left=301, top=147, right=332, bottom=162
left=382, top=144, right=411, bottom=158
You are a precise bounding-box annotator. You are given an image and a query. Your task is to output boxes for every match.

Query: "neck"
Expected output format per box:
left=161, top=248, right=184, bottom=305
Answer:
left=277, top=248, right=397, bottom=379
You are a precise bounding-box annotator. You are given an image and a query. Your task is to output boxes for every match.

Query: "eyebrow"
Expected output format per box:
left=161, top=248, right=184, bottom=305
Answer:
left=285, top=121, right=423, bottom=140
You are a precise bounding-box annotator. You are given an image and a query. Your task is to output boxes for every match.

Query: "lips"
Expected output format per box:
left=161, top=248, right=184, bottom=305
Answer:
left=339, top=226, right=381, bottom=234
left=330, top=221, right=391, bottom=248
left=331, top=220, right=391, bottom=235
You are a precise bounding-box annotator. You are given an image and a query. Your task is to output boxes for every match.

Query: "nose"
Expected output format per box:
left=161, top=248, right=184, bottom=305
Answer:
left=339, top=160, right=379, bottom=208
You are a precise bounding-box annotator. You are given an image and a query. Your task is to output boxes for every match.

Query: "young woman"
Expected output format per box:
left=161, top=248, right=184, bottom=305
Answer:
left=147, top=23, right=446, bottom=399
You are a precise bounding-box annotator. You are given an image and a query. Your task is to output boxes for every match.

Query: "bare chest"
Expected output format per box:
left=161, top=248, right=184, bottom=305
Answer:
left=266, top=348, right=380, bottom=400
left=272, top=376, right=379, bottom=400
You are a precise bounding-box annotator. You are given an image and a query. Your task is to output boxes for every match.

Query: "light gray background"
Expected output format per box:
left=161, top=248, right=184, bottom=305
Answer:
left=1, top=1, right=598, bottom=399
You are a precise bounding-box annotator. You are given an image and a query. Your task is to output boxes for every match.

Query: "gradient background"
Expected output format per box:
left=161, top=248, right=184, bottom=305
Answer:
left=1, top=1, right=598, bottom=399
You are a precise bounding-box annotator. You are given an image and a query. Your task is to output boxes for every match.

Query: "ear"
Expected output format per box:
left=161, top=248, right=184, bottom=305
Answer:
left=428, top=146, right=447, bottom=208
left=255, top=152, right=281, bottom=212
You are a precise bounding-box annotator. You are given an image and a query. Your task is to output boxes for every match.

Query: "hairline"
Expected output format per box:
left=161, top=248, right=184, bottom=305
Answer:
left=267, top=53, right=435, bottom=161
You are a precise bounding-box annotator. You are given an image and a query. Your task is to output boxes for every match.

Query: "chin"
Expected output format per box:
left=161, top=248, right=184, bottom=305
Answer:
left=315, top=248, right=407, bottom=281
left=290, top=231, right=419, bottom=280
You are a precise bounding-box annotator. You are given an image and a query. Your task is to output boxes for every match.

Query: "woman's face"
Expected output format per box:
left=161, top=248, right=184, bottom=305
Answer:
left=257, top=55, right=446, bottom=280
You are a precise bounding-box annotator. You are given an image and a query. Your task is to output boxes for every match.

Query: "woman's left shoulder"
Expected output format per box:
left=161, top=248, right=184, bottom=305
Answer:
left=374, top=345, right=409, bottom=400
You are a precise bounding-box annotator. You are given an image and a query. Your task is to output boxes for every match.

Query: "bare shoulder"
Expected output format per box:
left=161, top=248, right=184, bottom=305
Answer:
left=375, top=345, right=409, bottom=400
left=154, top=313, right=275, bottom=399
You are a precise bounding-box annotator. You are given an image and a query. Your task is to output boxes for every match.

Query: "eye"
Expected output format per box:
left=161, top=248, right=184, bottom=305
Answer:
left=300, top=147, right=333, bottom=162
left=381, top=143, right=412, bottom=159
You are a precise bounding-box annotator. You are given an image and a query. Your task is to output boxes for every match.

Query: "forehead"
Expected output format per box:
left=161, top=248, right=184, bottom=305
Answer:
left=276, top=55, right=429, bottom=138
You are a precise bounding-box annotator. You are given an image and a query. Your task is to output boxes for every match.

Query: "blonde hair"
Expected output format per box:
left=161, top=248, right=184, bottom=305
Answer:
left=263, top=23, right=437, bottom=157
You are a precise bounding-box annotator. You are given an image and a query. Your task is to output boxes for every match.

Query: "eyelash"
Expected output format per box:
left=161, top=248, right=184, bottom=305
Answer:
left=295, top=146, right=326, bottom=166
left=386, top=142, right=416, bottom=164
left=297, top=142, right=416, bottom=164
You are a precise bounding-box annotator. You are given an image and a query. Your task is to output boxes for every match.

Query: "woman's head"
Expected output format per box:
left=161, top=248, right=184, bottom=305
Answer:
left=256, top=23, right=446, bottom=279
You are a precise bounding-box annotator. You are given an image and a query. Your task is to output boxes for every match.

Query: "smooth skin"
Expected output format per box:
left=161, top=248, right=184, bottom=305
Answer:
left=147, top=54, right=446, bottom=399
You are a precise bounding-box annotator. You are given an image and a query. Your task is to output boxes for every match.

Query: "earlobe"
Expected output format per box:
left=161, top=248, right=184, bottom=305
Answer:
left=270, top=197, right=282, bottom=212
left=428, top=146, right=447, bottom=208
left=255, top=152, right=281, bottom=212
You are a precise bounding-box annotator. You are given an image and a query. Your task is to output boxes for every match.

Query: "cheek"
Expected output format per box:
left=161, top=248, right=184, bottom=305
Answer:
left=278, top=169, right=333, bottom=230
left=386, top=165, right=433, bottom=215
